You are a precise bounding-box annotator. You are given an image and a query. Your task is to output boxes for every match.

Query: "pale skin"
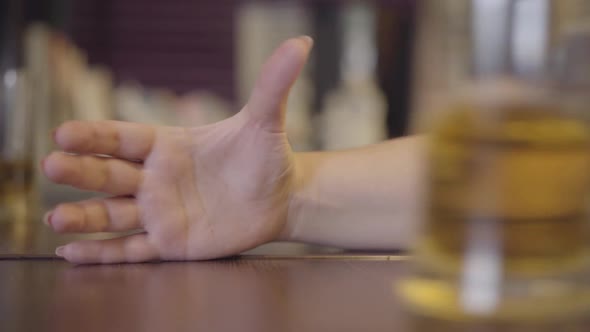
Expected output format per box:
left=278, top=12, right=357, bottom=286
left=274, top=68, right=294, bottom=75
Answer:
left=42, top=36, right=426, bottom=264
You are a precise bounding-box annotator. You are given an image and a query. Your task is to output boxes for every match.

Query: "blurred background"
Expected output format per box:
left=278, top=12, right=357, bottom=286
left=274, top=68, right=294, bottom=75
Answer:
left=1, top=0, right=416, bottom=149
left=0, top=0, right=417, bottom=254
left=3, top=0, right=589, bottom=255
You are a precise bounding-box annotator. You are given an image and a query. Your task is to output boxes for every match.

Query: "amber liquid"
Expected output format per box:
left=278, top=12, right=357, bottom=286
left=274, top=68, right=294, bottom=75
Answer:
left=0, top=160, right=35, bottom=252
left=399, top=100, right=590, bottom=323
left=423, top=104, right=590, bottom=274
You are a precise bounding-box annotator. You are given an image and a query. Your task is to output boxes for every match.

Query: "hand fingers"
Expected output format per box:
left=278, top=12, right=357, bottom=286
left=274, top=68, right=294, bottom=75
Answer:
left=56, top=233, right=159, bottom=264
left=46, top=197, right=141, bottom=233
left=43, top=152, right=142, bottom=196
left=246, top=36, right=313, bottom=132
left=54, top=120, right=156, bottom=160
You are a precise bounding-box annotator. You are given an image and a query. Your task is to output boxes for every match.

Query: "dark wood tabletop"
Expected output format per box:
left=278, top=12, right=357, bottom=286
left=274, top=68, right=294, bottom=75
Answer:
left=1, top=256, right=414, bottom=332
left=4, top=256, right=589, bottom=332
left=0, top=217, right=419, bottom=332
left=2, top=222, right=590, bottom=331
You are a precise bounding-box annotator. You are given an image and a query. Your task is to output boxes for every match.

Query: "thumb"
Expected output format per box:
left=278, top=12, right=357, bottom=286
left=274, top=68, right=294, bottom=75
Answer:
left=245, top=36, right=313, bottom=131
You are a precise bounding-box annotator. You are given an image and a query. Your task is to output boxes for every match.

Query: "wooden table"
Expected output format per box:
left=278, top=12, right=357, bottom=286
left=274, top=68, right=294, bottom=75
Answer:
left=0, top=220, right=415, bottom=331
left=2, top=223, right=589, bottom=331
left=0, top=255, right=415, bottom=332
left=4, top=257, right=589, bottom=332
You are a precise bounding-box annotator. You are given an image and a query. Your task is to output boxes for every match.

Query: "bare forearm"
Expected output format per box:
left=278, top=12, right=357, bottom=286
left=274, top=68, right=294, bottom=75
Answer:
left=283, top=135, right=427, bottom=250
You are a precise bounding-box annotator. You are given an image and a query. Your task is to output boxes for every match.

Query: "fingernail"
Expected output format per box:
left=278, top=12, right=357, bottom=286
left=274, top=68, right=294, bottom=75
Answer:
left=299, top=35, right=314, bottom=48
left=43, top=211, right=53, bottom=227
left=55, top=246, right=65, bottom=257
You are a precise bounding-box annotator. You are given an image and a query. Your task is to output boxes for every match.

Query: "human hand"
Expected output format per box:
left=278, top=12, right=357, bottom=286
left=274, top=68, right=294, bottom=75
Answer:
left=42, top=36, right=313, bottom=263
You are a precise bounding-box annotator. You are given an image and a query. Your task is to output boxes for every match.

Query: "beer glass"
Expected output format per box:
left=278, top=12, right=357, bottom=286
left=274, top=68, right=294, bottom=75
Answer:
left=0, top=67, right=36, bottom=252
left=400, top=0, right=590, bottom=328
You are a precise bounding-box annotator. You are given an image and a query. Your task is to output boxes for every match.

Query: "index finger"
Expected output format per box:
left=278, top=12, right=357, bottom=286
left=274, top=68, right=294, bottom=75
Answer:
left=54, top=120, right=156, bottom=160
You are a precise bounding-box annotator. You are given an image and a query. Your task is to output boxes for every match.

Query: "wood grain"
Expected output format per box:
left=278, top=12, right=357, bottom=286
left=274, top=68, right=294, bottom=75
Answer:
left=0, top=258, right=411, bottom=332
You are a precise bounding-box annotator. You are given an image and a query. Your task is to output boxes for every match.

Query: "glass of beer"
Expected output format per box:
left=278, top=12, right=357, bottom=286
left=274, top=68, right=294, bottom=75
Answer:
left=0, top=67, right=36, bottom=251
left=400, top=0, right=590, bottom=328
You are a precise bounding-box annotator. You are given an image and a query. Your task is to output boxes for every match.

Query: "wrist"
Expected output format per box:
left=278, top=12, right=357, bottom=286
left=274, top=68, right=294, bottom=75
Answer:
left=278, top=151, right=319, bottom=242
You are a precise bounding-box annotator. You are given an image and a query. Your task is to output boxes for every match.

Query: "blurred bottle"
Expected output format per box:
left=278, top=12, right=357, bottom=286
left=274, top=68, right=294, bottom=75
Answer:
left=0, top=0, right=37, bottom=251
left=400, top=0, right=590, bottom=329
left=319, top=2, right=387, bottom=150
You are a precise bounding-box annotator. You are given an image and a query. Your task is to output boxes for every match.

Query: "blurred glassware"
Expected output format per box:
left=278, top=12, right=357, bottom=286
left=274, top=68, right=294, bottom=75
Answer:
left=401, top=0, right=590, bottom=329
left=0, top=68, right=37, bottom=249
left=0, top=68, right=37, bottom=252
left=0, top=2, right=38, bottom=251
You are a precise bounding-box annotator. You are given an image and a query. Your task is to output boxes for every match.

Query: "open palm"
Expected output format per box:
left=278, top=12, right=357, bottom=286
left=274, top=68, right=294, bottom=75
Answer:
left=42, top=37, right=313, bottom=263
